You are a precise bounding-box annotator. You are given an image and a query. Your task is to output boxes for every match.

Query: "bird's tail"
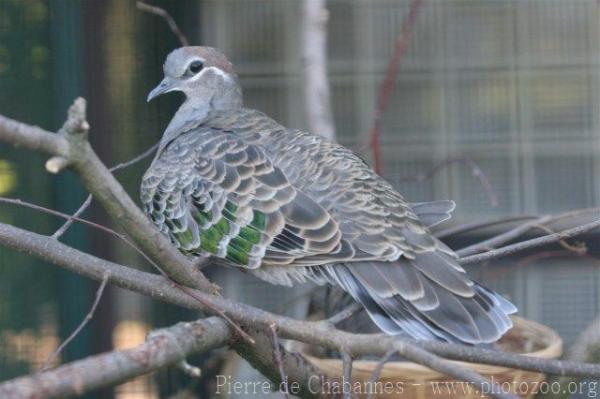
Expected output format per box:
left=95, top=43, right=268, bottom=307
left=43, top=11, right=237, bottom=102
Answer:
left=320, top=252, right=516, bottom=344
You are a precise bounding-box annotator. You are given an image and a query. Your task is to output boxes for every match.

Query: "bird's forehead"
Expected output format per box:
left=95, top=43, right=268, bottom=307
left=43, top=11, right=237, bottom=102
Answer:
left=164, top=46, right=235, bottom=76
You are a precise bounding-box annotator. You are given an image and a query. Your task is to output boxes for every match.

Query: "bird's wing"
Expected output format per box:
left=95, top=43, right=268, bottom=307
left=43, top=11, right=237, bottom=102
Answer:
left=258, top=126, right=457, bottom=264
left=141, top=121, right=344, bottom=269
left=254, top=124, right=518, bottom=344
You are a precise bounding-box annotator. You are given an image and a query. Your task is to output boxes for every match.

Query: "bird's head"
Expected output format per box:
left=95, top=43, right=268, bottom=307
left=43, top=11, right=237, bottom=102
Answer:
left=147, top=46, right=242, bottom=110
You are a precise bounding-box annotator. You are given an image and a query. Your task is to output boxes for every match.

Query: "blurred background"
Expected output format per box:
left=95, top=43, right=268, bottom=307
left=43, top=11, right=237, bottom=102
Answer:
left=0, top=0, right=599, bottom=398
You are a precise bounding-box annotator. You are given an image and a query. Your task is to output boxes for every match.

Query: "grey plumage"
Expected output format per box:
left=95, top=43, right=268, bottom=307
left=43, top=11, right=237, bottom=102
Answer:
left=142, top=47, right=517, bottom=344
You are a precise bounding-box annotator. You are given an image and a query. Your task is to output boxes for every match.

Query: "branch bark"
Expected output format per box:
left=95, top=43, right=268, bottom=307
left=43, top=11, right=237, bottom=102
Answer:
left=53, top=142, right=159, bottom=238
left=2, top=102, right=600, bottom=399
left=1, top=222, right=599, bottom=381
left=0, top=317, right=230, bottom=399
left=458, top=216, right=600, bottom=265
left=0, top=99, right=214, bottom=293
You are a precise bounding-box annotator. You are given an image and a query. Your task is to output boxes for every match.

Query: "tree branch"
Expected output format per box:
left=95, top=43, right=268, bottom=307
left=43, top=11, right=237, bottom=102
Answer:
left=53, top=142, right=159, bottom=239
left=269, top=324, right=289, bottom=399
left=1, top=221, right=599, bottom=381
left=0, top=317, right=230, bottom=398
left=0, top=114, right=69, bottom=159
left=341, top=352, right=353, bottom=399
left=0, top=99, right=215, bottom=292
left=458, top=216, right=600, bottom=265
left=391, top=341, right=517, bottom=399
left=457, top=215, right=553, bottom=257
left=231, top=327, right=323, bottom=399
left=434, top=215, right=539, bottom=239
left=456, top=208, right=600, bottom=257
left=366, top=349, right=396, bottom=399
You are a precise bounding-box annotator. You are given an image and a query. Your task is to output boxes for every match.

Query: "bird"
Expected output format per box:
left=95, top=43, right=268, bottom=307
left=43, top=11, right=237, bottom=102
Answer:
left=141, top=46, right=517, bottom=345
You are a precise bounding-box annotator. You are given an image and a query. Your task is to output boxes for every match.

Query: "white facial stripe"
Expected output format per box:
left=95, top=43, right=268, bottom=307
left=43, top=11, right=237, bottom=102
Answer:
left=188, top=66, right=232, bottom=83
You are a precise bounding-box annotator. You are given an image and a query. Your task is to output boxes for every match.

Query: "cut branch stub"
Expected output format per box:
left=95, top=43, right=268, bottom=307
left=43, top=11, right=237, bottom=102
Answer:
left=62, top=97, right=89, bottom=137
left=45, top=98, right=90, bottom=174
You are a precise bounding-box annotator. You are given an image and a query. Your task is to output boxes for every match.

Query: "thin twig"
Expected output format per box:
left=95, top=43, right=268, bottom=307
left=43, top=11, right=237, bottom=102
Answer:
left=457, top=209, right=598, bottom=258
left=270, top=323, right=289, bottom=399
left=530, top=223, right=587, bottom=254
left=326, top=302, right=363, bottom=326
left=457, top=215, right=553, bottom=257
left=177, top=360, right=202, bottom=378
left=366, top=349, right=396, bottom=399
left=109, top=142, right=159, bottom=172
left=435, top=215, right=539, bottom=239
left=1, top=197, right=131, bottom=241
left=136, top=1, right=189, bottom=46
left=368, top=0, right=422, bottom=173
left=459, top=216, right=600, bottom=265
left=437, top=207, right=600, bottom=240
left=42, top=273, right=109, bottom=370
left=52, top=195, right=93, bottom=238
left=393, top=342, right=518, bottom=399
left=53, top=142, right=159, bottom=239
left=341, top=351, right=353, bottom=399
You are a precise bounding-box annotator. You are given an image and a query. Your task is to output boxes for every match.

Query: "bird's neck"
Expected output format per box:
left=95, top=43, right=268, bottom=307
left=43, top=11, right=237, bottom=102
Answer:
left=167, top=98, right=210, bottom=135
left=156, top=85, right=243, bottom=158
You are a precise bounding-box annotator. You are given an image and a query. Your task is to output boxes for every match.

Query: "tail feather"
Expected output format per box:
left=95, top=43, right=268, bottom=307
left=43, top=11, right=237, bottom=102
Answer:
left=410, top=200, right=455, bottom=228
left=321, top=254, right=516, bottom=344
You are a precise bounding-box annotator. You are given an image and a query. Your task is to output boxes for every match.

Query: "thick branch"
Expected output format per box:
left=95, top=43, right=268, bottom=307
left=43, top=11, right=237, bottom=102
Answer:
left=232, top=327, right=322, bottom=399
left=0, top=222, right=320, bottom=397
left=0, top=317, right=230, bottom=399
left=53, top=142, right=159, bottom=238
left=2, top=222, right=599, bottom=381
left=0, top=114, right=69, bottom=158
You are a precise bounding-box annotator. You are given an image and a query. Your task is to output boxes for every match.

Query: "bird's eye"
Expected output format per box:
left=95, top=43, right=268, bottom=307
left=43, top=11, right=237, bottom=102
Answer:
left=188, top=60, right=204, bottom=74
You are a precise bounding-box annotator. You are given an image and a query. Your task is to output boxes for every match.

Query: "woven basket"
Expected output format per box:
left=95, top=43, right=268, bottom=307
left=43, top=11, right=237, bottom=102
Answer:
left=305, top=317, right=562, bottom=399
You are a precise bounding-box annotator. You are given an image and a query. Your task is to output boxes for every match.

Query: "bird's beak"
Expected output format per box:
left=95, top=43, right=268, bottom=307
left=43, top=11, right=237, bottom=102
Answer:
left=147, top=77, right=177, bottom=102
